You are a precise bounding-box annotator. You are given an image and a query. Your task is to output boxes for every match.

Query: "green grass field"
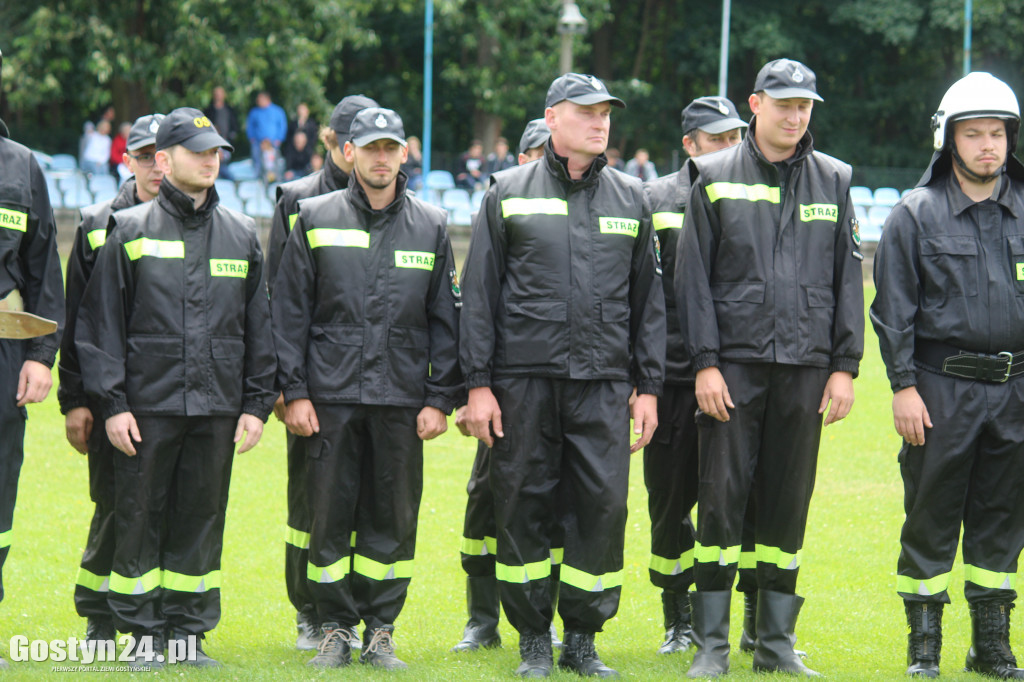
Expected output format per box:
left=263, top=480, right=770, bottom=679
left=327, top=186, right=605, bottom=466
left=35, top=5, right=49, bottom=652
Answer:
left=0, top=287, right=1015, bottom=679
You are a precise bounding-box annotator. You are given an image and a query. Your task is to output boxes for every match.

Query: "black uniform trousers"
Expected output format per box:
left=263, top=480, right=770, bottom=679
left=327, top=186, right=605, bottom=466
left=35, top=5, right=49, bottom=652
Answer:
left=490, top=376, right=631, bottom=635
left=285, top=430, right=314, bottom=618
left=898, top=369, right=1024, bottom=605
left=693, top=362, right=829, bottom=595
left=306, top=403, right=423, bottom=631
left=74, top=418, right=117, bottom=619
left=0, top=340, right=26, bottom=604
left=109, top=416, right=235, bottom=636
left=643, top=382, right=699, bottom=592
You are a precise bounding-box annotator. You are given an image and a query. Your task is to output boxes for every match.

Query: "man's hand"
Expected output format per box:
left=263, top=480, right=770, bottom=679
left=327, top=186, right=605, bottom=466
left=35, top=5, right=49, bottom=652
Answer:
left=892, top=386, right=932, bottom=446
left=465, top=386, right=503, bottom=447
left=17, top=360, right=52, bottom=407
left=234, top=413, right=264, bottom=453
left=630, top=393, right=658, bottom=453
left=454, top=405, right=471, bottom=437
left=106, top=411, right=141, bottom=456
left=819, top=371, right=855, bottom=426
left=416, top=406, right=448, bottom=441
left=272, top=393, right=286, bottom=422
left=65, top=406, right=94, bottom=454
left=695, top=367, right=733, bottom=422
left=284, top=398, right=320, bottom=437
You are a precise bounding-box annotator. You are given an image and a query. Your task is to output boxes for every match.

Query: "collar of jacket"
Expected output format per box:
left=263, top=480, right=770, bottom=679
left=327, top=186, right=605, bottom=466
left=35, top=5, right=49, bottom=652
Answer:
left=347, top=169, right=409, bottom=216
left=325, top=152, right=350, bottom=190
left=543, top=138, right=607, bottom=189
left=917, top=148, right=1024, bottom=189
left=942, top=159, right=1022, bottom=219
left=157, top=177, right=219, bottom=221
left=113, top=177, right=140, bottom=211
left=744, top=116, right=814, bottom=170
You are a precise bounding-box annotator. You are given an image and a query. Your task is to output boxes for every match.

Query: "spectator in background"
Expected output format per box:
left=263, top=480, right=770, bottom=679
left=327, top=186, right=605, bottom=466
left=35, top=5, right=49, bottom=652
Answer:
left=309, top=152, right=324, bottom=174
left=247, top=90, right=287, bottom=179
left=287, top=103, right=318, bottom=155
left=606, top=147, right=625, bottom=171
left=109, top=122, right=130, bottom=175
left=455, top=139, right=486, bottom=191
left=483, top=136, right=515, bottom=177
left=81, top=120, right=112, bottom=176
left=402, top=135, right=424, bottom=191
left=97, top=105, right=116, bottom=128
left=625, top=147, right=658, bottom=181
left=206, top=86, right=239, bottom=175
left=283, top=130, right=313, bottom=181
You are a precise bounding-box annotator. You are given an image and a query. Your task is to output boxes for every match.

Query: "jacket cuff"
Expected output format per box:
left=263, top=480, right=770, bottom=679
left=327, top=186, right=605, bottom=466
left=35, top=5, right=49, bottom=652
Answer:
left=59, top=395, right=90, bottom=416
left=424, top=395, right=457, bottom=416
left=102, top=398, right=131, bottom=421
left=692, top=352, right=719, bottom=372
left=465, top=371, right=491, bottom=389
left=242, top=400, right=273, bottom=423
left=890, top=371, right=917, bottom=392
left=829, top=356, right=861, bottom=378
left=282, top=385, right=310, bottom=404
left=25, top=345, right=57, bottom=368
left=635, top=380, right=663, bottom=397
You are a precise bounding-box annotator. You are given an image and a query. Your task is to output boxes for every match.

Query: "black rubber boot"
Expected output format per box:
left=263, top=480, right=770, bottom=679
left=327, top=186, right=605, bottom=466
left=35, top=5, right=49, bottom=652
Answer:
left=905, top=601, right=941, bottom=678
left=739, top=590, right=757, bottom=653
left=658, top=589, right=694, bottom=654
left=451, top=575, right=502, bottom=652
left=516, top=629, right=553, bottom=678
left=965, top=600, right=1024, bottom=679
left=558, top=631, right=619, bottom=678
left=751, top=590, right=820, bottom=676
left=686, top=590, right=731, bottom=678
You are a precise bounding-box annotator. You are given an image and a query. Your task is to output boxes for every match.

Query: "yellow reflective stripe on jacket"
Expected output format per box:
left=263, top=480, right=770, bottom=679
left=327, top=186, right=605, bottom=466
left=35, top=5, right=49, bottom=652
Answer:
left=109, top=567, right=162, bottom=595
left=285, top=525, right=310, bottom=550
left=964, top=564, right=1017, bottom=590
left=162, top=569, right=221, bottom=593
left=87, top=228, right=107, bottom=251
left=897, top=572, right=951, bottom=597
left=0, top=208, right=28, bottom=232
left=353, top=554, right=414, bottom=581
left=694, top=541, right=741, bottom=566
left=738, top=550, right=756, bottom=570
left=798, top=203, right=839, bottom=223
left=394, top=250, right=435, bottom=270
left=76, top=566, right=109, bottom=592
left=496, top=558, right=551, bottom=584
left=288, top=213, right=299, bottom=231
left=551, top=547, right=564, bottom=566
left=0, top=529, right=10, bottom=549
left=308, top=556, right=350, bottom=584
left=209, top=259, right=248, bottom=278
left=501, top=197, right=568, bottom=217
left=705, top=182, right=780, bottom=205
left=123, top=237, right=185, bottom=261
left=652, top=211, right=684, bottom=230
left=560, top=564, right=624, bottom=592
left=306, top=228, right=370, bottom=249
left=649, top=548, right=694, bottom=576
left=755, top=544, right=801, bottom=570
left=460, top=535, right=497, bottom=557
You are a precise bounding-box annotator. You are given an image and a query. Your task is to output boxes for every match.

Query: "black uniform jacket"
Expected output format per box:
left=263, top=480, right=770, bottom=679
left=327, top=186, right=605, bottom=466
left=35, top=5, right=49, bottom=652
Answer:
left=645, top=162, right=696, bottom=385
left=272, top=173, right=463, bottom=414
left=76, top=181, right=277, bottom=421
left=870, top=151, right=1024, bottom=391
left=58, top=178, right=139, bottom=414
left=678, top=120, right=864, bottom=375
left=460, top=140, right=666, bottom=395
left=0, top=126, right=65, bottom=365
left=267, top=153, right=350, bottom=292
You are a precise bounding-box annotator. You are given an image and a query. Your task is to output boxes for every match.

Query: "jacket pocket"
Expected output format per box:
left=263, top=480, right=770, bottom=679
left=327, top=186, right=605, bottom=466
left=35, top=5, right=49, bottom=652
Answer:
left=499, top=299, right=569, bottom=369
left=801, top=286, right=835, bottom=358
left=386, top=325, right=430, bottom=402
left=599, top=298, right=631, bottom=370
left=711, top=281, right=768, bottom=355
left=210, top=336, right=245, bottom=411
left=919, top=236, right=979, bottom=299
left=307, top=323, right=362, bottom=398
left=1007, top=236, right=1024, bottom=295
left=126, top=335, right=184, bottom=411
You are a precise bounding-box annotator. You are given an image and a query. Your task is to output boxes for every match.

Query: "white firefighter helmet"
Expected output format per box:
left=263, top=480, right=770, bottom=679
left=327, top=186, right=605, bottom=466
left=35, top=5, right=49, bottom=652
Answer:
left=932, top=72, right=1020, bottom=151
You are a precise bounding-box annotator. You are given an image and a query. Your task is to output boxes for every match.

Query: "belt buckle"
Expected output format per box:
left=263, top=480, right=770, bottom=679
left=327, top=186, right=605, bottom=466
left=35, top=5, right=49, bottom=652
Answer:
left=998, top=351, right=1013, bottom=383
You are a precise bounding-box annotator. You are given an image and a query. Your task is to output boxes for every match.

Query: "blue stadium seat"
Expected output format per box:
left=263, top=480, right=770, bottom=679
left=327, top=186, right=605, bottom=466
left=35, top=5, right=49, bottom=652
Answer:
left=236, top=180, right=265, bottom=202
left=441, top=188, right=472, bottom=212
left=226, top=160, right=259, bottom=181
left=50, top=154, right=79, bottom=172
left=451, top=208, right=474, bottom=226
left=471, top=189, right=486, bottom=211
left=873, top=187, right=901, bottom=207
left=425, top=170, right=455, bottom=191
left=867, top=205, right=892, bottom=229
left=850, top=185, right=873, bottom=207
left=59, top=172, right=92, bottom=208
left=215, top=179, right=238, bottom=201
left=89, top=174, right=118, bottom=198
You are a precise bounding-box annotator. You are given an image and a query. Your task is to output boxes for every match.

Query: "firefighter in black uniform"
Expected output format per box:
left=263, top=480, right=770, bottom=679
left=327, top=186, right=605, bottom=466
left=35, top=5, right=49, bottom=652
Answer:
left=0, top=48, right=65, bottom=671
left=450, top=118, right=565, bottom=654
left=461, top=73, right=665, bottom=678
left=76, top=107, right=277, bottom=668
left=273, top=108, right=462, bottom=670
left=871, top=72, right=1024, bottom=680
left=266, top=93, right=377, bottom=652
left=60, top=113, right=164, bottom=646
left=678, top=59, right=863, bottom=678
left=643, top=96, right=746, bottom=656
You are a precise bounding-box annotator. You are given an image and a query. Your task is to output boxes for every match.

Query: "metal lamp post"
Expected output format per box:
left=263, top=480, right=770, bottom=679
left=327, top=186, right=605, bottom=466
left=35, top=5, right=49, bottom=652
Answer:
left=557, top=1, right=588, bottom=75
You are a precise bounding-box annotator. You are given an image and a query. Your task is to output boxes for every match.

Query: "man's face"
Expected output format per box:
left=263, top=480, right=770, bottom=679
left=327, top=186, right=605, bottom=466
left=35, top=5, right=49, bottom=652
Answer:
left=684, top=128, right=744, bottom=157
left=124, top=144, right=163, bottom=202
left=953, top=117, right=1008, bottom=180
left=547, top=101, right=612, bottom=158
left=213, top=87, right=226, bottom=105
left=748, top=93, right=812, bottom=156
left=257, top=93, right=270, bottom=108
left=346, top=138, right=407, bottom=190
left=157, top=145, right=220, bottom=193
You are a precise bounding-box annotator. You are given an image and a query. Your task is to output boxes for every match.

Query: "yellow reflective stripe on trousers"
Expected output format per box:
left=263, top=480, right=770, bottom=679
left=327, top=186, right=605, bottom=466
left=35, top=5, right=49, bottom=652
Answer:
left=897, top=572, right=952, bottom=597
left=87, top=228, right=107, bottom=251
left=560, top=564, right=623, bottom=592
left=162, top=569, right=221, bottom=593
left=755, top=544, right=801, bottom=570
left=652, top=211, right=684, bottom=230
left=76, top=566, right=109, bottom=592
left=0, top=529, right=10, bottom=549
left=738, top=550, right=756, bottom=570
left=694, top=542, right=741, bottom=566
left=551, top=547, right=564, bottom=566
left=353, top=554, right=414, bottom=581
left=123, top=237, right=185, bottom=261
left=705, top=182, right=780, bottom=204
left=496, top=558, right=551, bottom=584
left=964, top=564, right=1017, bottom=590
left=285, top=525, right=310, bottom=550
left=460, top=536, right=497, bottom=557
left=306, top=228, right=370, bottom=249
left=650, top=548, right=694, bottom=576
left=501, top=197, right=568, bottom=217
left=109, top=567, right=162, bottom=595
left=308, top=556, right=350, bottom=584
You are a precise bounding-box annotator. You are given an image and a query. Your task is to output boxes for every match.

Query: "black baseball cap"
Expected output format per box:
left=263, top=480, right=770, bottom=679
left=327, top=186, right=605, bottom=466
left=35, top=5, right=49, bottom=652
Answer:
left=127, top=114, right=165, bottom=151
left=681, top=97, right=748, bottom=136
left=156, top=107, right=233, bottom=152
left=753, top=58, right=823, bottom=102
left=518, top=118, right=550, bottom=154
left=350, top=108, right=407, bottom=147
left=329, top=95, right=379, bottom=137
left=545, top=73, right=626, bottom=109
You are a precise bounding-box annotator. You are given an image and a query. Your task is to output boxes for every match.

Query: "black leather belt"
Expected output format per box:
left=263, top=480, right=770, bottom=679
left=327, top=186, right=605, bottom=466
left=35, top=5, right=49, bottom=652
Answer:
left=915, top=340, right=1024, bottom=383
